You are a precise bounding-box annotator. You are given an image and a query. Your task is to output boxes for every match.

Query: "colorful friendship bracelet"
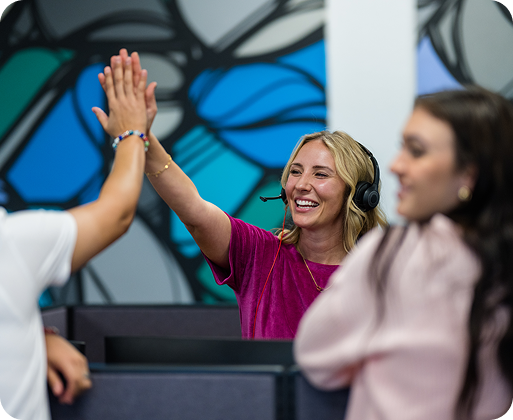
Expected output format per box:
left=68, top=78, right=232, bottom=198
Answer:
left=112, top=130, right=149, bottom=152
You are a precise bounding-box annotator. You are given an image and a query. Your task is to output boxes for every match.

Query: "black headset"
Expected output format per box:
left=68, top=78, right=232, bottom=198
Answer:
left=260, top=142, right=380, bottom=212
left=353, top=143, right=380, bottom=212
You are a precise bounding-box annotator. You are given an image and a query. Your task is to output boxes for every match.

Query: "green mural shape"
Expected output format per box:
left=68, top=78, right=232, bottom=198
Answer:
left=0, top=48, right=74, bottom=138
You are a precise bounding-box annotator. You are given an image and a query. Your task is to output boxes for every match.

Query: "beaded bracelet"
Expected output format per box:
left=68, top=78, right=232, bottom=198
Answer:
left=145, top=154, right=172, bottom=178
left=112, top=130, right=149, bottom=152
left=44, top=326, right=60, bottom=335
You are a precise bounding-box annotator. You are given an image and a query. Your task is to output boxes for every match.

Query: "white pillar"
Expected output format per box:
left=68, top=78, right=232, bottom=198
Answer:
left=326, top=0, right=417, bottom=221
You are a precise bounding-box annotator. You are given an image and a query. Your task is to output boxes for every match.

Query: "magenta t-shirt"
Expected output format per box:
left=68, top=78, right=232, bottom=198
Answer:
left=204, top=214, right=339, bottom=339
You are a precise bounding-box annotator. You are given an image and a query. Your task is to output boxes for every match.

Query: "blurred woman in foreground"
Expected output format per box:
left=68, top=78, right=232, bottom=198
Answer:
left=295, top=87, right=513, bottom=420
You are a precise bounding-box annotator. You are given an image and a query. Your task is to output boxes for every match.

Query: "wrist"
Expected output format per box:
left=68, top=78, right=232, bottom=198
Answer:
left=44, top=326, right=60, bottom=335
left=145, top=154, right=172, bottom=178
left=112, top=130, right=149, bottom=152
left=144, top=133, right=169, bottom=172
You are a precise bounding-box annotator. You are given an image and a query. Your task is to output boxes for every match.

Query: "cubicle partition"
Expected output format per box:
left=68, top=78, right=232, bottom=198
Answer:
left=42, top=305, right=349, bottom=420
left=50, top=364, right=286, bottom=420
left=69, top=305, right=242, bottom=362
left=292, top=369, right=350, bottom=420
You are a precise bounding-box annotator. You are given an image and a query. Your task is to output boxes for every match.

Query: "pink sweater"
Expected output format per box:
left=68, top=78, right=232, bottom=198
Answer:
left=295, top=214, right=513, bottom=420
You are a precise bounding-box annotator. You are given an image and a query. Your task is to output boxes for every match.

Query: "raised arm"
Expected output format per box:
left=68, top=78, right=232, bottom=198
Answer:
left=98, top=50, right=231, bottom=269
left=145, top=132, right=231, bottom=268
left=68, top=56, right=147, bottom=272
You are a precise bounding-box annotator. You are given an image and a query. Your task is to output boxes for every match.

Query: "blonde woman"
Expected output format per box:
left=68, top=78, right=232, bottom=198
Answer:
left=101, top=50, right=387, bottom=339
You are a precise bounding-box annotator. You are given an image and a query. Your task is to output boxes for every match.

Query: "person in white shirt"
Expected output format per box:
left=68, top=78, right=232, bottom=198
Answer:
left=0, top=53, right=152, bottom=420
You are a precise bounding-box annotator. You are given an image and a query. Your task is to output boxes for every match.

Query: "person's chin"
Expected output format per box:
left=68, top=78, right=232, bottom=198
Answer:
left=396, top=203, right=414, bottom=221
left=291, top=214, right=315, bottom=229
left=397, top=207, right=431, bottom=223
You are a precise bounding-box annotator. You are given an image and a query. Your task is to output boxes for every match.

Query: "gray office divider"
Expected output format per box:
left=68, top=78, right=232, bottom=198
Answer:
left=69, top=305, right=241, bottom=362
left=42, top=306, right=349, bottom=419
left=50, top=364, right=285, bottom=420
left=291, top=368, right=350, bottom=420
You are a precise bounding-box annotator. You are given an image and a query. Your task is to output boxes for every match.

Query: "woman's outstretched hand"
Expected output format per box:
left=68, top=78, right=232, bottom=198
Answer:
left=96, top=49, right=157, bottom=136
left=92, top=55, right=148, bottom=138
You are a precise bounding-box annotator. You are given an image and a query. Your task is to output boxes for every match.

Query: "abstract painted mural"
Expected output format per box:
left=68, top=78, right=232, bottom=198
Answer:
left=0, top=0, right=326, bottom=304
left=417, top=0, right=513, bottom=98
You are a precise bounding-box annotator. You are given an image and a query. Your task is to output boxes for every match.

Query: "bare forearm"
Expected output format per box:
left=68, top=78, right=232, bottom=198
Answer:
left=69, top=136, right=145, bottom=271
left=144, top=131, right=231, bottom=267
left=98, top=136, right=146, bottom=225
left=145, top=131, right=209, bottom=227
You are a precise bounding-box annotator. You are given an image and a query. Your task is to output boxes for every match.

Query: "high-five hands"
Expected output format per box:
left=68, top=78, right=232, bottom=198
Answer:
left=92, top=54, right=148, bottom=138
left=95, top=49, right=157, bottom=137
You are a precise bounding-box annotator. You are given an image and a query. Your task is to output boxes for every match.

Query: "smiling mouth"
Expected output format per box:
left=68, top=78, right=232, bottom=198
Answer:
left=296, top=199, right=319, bottom=209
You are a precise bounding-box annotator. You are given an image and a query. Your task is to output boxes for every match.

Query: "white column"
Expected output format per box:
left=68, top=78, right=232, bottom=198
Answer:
left=326, top=0, right=417, bottom=221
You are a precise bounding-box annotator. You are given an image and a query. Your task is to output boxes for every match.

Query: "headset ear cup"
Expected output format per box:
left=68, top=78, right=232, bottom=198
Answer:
left=353, top=144, right=380, bottom=212
left=353, top=181, right=371, bottom=211
left=364, top=185, right=380, bottom=210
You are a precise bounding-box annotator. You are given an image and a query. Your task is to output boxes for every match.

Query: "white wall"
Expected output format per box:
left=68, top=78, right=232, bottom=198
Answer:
left=326, top=0, right=417, bottom=222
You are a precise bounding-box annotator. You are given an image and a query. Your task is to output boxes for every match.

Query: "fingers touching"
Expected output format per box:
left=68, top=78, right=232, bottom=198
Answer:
left=131, top=51, right=142, bottom=87
left=100, top=49, right=142, bottom=92
left=93, top=54, right=147, bottom=137
left=93, top=48, right=153, bottom=136
left=145, top=81, right=158, bottom=131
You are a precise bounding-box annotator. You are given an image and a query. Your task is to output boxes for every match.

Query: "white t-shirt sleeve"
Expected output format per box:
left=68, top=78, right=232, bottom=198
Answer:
left=2, top=209, right=77, bottom=289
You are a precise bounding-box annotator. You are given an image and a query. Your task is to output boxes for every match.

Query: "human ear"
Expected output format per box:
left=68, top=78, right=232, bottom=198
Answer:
left=459, top=164, right=478, bottom=191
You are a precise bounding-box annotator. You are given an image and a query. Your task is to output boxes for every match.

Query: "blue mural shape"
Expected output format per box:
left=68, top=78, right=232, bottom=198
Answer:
left=190, top=40, right=326, bottom=167
left=417, top=36, right=461, bottom=95
left=278, top=41, right=326, bottom=87
left=75, top=64, right=107, bottom=145
left=7, top=83, right=104, bottom=202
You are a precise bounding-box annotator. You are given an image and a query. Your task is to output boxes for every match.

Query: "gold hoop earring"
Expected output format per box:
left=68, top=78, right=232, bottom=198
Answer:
left=458, top=185, right=472, bottom=202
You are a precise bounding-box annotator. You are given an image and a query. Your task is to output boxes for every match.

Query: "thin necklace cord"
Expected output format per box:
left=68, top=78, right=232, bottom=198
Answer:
left=297, top=246, right=333, bottom=293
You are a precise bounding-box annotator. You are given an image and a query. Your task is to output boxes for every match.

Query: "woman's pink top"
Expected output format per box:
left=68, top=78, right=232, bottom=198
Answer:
left=295, top=214, right=513, bottom=420
left=205, top=214, right=338, bottom=339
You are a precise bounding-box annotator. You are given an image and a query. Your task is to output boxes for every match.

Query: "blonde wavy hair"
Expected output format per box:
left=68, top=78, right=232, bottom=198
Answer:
left=277, top=130, right=387, bottom=253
